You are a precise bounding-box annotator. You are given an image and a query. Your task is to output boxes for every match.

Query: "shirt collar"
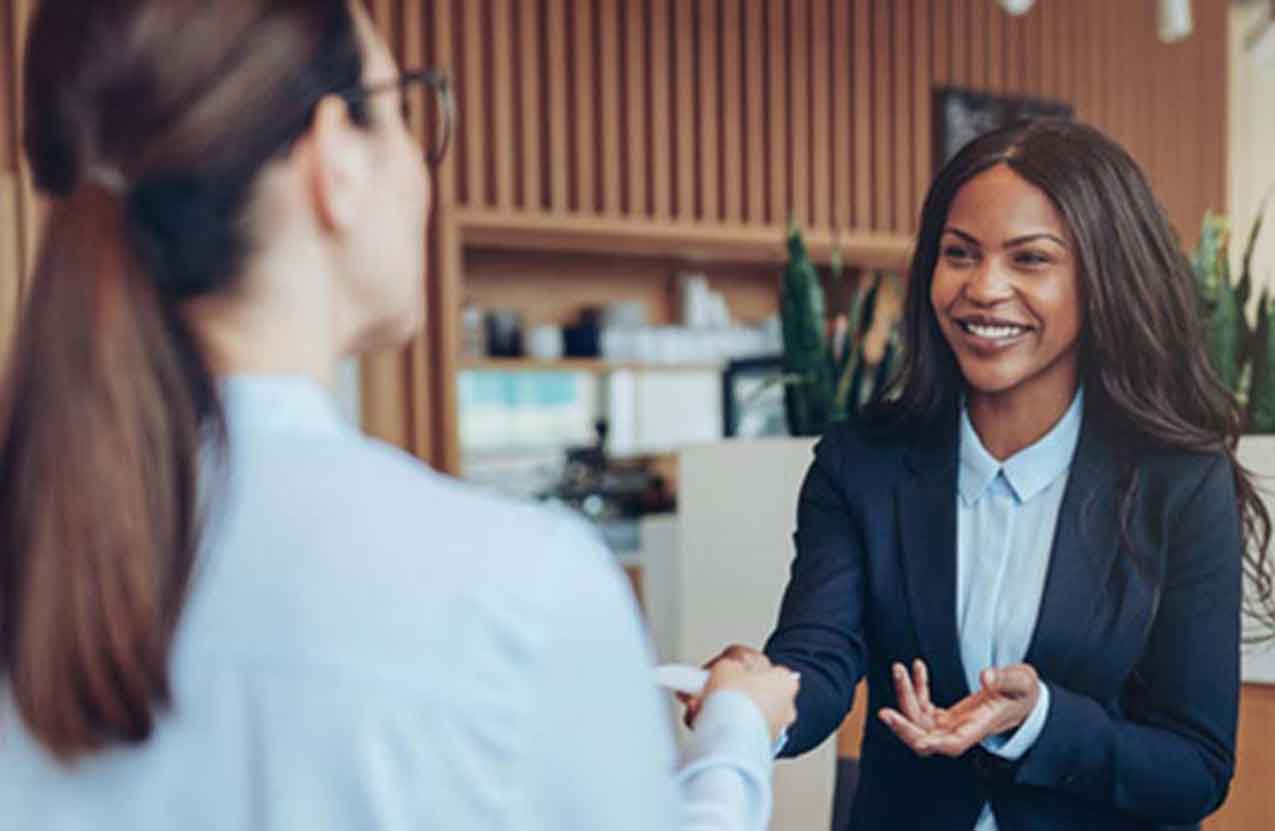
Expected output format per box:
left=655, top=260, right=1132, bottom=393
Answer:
left=220, top=374, right=353, bottom=440
left=958, top=387, right=1084, bottom=506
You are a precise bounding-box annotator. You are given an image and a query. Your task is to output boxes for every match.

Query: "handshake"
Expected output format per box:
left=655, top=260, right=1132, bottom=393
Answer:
left=664, top=648, right=1045, bottom=759
left=661, top=645, right=800, bottom=743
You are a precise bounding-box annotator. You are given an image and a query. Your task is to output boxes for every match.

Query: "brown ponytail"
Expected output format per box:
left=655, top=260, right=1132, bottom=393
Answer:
left=0, top=182, right=218, bottom=759
left=4, top=0, right=370, bottom=760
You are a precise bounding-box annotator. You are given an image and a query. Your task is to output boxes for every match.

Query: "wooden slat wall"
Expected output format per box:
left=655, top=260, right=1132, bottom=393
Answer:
left=435, top=0, right=1224, bottom=242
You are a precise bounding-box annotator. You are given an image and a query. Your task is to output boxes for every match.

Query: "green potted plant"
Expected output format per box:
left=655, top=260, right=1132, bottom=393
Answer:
left=780, top=224, right=902, bottom=437
left=1194, top=198, right=1275, bottom=654
left=1192, top=200, right=1271, bottom=430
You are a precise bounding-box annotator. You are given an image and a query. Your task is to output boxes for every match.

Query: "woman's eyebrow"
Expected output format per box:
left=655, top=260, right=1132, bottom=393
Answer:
left=1004, top=232, right=1068, bottom=247
left=942, top=227, right=980, bottom=245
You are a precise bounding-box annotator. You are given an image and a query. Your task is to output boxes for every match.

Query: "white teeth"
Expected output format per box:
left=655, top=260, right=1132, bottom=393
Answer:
left=962, top=322, right=1027, bottom=340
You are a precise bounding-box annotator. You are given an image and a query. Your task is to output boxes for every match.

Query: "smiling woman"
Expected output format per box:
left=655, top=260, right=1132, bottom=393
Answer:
left=692, top=119, right=1275, bottom=830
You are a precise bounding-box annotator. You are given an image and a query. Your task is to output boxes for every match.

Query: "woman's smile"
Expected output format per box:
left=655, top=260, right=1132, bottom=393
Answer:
left=951, top=314, right=1037, bottom=351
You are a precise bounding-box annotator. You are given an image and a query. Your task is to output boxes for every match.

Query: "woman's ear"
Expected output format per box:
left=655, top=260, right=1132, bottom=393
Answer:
left=306, top=95, right=371, bottom=234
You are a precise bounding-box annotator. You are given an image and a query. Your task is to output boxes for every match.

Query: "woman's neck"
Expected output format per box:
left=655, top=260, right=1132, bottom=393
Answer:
left=195, top=312, right=338, bottom=390
left=966, top=381, right=1079, bottom=461
left=183, top=264, right=346, bottom=391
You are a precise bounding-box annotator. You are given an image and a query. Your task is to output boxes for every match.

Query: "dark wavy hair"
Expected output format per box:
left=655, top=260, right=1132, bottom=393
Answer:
left=871, top=119, right=1275, bottom=637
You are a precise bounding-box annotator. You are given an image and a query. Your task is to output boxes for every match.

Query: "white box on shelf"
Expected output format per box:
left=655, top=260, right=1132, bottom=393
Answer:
left=606, top=368, right=722, bottom=457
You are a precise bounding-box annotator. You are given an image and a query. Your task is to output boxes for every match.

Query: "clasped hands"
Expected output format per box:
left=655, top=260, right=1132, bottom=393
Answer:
left=675, top=645, right=799, bottom=742
left=879, top=658, right=1040, bottom=757
left=680, top=647, right=1040, bottom=759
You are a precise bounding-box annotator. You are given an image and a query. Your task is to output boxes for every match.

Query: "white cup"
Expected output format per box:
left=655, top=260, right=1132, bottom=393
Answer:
left=526, top=324, right=564, bottom=361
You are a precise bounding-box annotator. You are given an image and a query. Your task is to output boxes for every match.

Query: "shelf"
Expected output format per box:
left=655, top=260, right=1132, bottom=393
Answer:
left=455, top=208, right=914, bottom=271
left=459, top=358, right=725, bottom=373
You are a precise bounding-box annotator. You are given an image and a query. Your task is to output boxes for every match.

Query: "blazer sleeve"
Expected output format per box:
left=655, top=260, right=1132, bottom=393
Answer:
left=1013, top=453, right=1242, bottom=825
left=764, top=427, right=870, bottom=758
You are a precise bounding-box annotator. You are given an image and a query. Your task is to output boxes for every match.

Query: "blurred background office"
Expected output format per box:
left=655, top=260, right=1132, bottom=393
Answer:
left=3, top=1, right=1274, bottom=828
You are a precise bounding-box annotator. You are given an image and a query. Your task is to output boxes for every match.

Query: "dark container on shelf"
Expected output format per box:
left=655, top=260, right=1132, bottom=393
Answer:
left=484, top=309, right=524, bottom=357
left=563, top=307, right=602, bottom=358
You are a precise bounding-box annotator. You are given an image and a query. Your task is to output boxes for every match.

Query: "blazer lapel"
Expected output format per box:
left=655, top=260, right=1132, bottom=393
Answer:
left=897, top=414, right=971, bottom=705
left=1023, top=420, right=1123, bottom=679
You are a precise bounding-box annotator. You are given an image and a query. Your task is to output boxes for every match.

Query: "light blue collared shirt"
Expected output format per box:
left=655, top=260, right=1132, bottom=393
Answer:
left=0, top=375, right=772, bottom=831
left=958, top=388, right=1084, bottom=831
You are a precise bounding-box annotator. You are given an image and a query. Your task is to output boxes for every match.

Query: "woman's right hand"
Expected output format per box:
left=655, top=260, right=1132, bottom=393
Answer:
left=682, top=644, right=799, bottom=742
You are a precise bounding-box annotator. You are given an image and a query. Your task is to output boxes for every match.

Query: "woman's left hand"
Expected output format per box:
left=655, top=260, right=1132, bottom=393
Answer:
left=878, top=659, right=1040, bottom=758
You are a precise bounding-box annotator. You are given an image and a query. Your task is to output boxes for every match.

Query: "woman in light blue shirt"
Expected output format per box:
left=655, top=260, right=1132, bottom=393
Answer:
left=0, top=2, right=797, bottom=829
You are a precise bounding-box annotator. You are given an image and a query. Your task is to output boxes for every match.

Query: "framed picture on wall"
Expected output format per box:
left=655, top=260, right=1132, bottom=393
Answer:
left=933, top=86, right=1073, bottom=170
left=722, top=356, right=789, bottom=439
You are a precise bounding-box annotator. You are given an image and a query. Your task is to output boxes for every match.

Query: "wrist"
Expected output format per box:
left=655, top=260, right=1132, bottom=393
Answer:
left=1021, top=677, right=1042, bottom=724
left=986, top=680, right=1051, bottom=761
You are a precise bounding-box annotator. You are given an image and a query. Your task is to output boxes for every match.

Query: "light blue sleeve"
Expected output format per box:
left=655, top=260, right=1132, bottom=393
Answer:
left=678, top=691, right=774, bottom=830
left=984, top=680, right=1051, bottom=760
left=520, top=520, right=773, bottom=831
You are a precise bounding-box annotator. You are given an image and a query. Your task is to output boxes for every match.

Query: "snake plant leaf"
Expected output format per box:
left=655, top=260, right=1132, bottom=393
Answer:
left=851, top=274, right=885, bottom=406
left=781, top=226, right=835, bottom=435
left=1193, top=213, right=1228, bottom=304
left=1238, top=192, right=1270, bottom=361
left=1242, top=191, right=1269, bottom=292
left=1252, top=293, right=1275, bottom=433
left=874, top=331, right=901, bottom=397
left=1192, top=214, right=1243, bottom=393
left=1209, top=269, right=1242, bottom=393
left=834, top=275, right=875, bottom=411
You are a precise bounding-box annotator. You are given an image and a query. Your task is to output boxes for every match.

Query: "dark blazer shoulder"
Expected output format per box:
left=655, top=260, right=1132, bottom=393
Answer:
left=1139, top=444, right=1229, bottom=479
left=816, top=418, right=945, bottom=496
left=821, top=417, right=913, bottom=459
left=1123, top=441, right=1232, bottom=508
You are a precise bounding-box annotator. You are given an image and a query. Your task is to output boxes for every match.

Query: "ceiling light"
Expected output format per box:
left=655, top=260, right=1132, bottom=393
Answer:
left=997, top=0, right=1036, bottom=15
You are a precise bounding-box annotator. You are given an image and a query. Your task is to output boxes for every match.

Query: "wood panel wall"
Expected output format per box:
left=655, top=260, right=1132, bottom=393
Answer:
left=442, top=0, right=1224, bottom=237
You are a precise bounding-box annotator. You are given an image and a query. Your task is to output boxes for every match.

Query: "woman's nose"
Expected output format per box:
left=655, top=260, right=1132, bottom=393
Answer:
left=962, top=259, right=1014, bottom=305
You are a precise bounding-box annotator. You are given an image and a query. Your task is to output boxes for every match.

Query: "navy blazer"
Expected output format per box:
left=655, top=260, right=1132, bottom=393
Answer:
left=764, top=408, right=1242, bottom=830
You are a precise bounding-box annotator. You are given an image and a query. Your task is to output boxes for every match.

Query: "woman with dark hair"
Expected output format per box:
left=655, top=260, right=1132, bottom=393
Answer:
left=691, top=119, right=1275, bottom=830
left=0, top=2, right=797, bottom=829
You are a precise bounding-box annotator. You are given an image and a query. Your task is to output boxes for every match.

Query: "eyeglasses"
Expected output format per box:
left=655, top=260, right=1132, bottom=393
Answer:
left=341, top=68, right=454, bottom=166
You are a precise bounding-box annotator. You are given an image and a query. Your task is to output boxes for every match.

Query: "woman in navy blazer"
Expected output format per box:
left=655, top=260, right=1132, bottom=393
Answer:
left=694, top=121, right=1275, bottom=830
